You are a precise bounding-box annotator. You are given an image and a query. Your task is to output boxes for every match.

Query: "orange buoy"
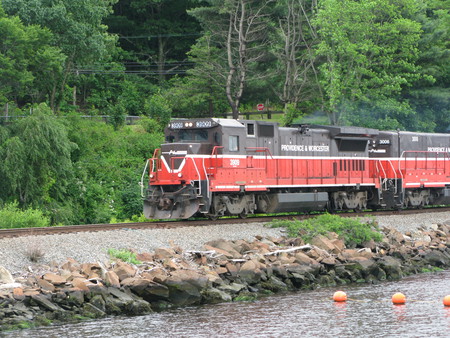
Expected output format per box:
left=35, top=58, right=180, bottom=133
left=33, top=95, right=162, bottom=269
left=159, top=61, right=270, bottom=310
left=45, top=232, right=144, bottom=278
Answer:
left=333, top=291, right=347, bottom=302
left=392, top=292, right=406, bottom=305
left=444, top=295, right=450, bottom=307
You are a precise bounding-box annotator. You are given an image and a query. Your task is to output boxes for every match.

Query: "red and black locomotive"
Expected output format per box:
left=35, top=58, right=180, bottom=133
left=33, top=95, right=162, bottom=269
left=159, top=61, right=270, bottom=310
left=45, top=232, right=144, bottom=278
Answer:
left=142, top=118, right=450, bottom=219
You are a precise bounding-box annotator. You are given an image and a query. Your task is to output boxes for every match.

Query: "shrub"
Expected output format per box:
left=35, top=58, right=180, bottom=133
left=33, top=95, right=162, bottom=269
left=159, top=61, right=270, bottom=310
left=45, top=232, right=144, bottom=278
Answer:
left=268, top=214, right=382, bottom=247
left=25, top=242, right=45, bottom=262
left=107, top=248, right=142, bottom=265
left=0, top=202, right=50, bottom=228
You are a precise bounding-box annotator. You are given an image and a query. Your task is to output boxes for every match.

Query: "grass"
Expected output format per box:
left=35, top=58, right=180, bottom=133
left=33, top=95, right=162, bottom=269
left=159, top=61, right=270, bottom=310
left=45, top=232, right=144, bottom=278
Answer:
left=268, top=213, right=383, bottom=247
left=107, top=248, right=142, bottom=265
left=420, top=267, right=444, bottom=273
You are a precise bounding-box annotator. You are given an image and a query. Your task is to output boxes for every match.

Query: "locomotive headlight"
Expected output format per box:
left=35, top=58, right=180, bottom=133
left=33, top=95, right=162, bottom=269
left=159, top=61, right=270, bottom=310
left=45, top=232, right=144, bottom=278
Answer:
left=150, top=174, right=154, bottom=179
left=177, top=173, right=183, bottom=178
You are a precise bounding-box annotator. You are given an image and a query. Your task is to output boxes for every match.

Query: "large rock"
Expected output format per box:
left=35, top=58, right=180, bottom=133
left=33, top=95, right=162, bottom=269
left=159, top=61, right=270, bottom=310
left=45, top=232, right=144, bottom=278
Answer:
left=136, top=252, right=154, bottom=262
left=204, top=244, right=235, bottom=259
left=154, top=248, right=176, bottom=260
left=260, top=275, right=288, bottom=292
left=217, top=282, right=246, bottom=294
left=71, top=277, right=94, bottom=292
left=31, top=294, right=63, bottom=312
left=206, top=239, right=242, bottom=257
left=121, top=277, right=169, bottom=301
left=141, top=268, right=168, bottom=283
left=201, top=287, right=232, bottom=303
left=311, top=235, right=341, bottom=254
left=104, top=271, right=120, bottom=288
left=80, top=263, right=102, bottom=279
left=113, top=261, right=136, bottom=281
left=89, top=294, right=106, bottom=313
left=82, top=302, right=106, bottom=318
left=0, top=266, right=14, bottom=284
left=60, top=258, right=80, bottom=272
left=36, top=278, right=56, bottom=292
left=238, top=260, right=262, bottom=284
left=160, top=270, right=210, bottom=306
left=377, top=256, right=403, bottom=279
left=294, top=252, right=318, bottom=265
left=43, top=273, right=66, bottom=286
left=163, top=276, right=202, bottom=306
left=422, top=250, right=450, bottom=267
left=170, top=270, right=210, bottom=289
left=125, top=299, right=152, bottom=315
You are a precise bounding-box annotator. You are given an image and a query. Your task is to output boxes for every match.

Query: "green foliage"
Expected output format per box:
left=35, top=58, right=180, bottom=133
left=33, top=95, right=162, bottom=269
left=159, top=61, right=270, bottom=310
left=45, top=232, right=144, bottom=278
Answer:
left=144, top=93, right=172, bottom=131
left=315, top=0, right=422, bottom=124
left=0, top=104, right=76, bottom=208
left=107, top=248, right=141, bottom=265
left=108, top=101, right=126, bottom=130
left=420, top=266, right=444, bottom=273
left=282, top=103, right=304, bottom=127
left=0, top=8, right=65, bottom=107
left=3, top=0, right=119, bottom=110
left=0, top=202, right=50, bottom=228
left=268, top=214, right=383, bottom=247
left=62, top=116, right=163, bottom=224
left=233, top=293, right=258, bottom=302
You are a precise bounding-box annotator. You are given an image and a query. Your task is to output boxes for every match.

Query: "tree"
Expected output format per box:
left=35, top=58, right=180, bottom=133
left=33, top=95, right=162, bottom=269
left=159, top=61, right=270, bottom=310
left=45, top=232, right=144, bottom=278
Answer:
left=3, top=0, right=119, bottom=111
left=272, top=0, right=323, bottom=112
left=165, top=34, right=230, bottom=118
left=0, top=5, right=66, bottom=107
left=106, top=0, right=201, bottom=83
left=314, top=0, right=422, bottom=125
left=403, top=0, right=450, bottom=132
left=144, top=92, right=172, bottom=131
left=190, top=0, right=275, bottom=119
left=0, top=104, right=76, bottom=208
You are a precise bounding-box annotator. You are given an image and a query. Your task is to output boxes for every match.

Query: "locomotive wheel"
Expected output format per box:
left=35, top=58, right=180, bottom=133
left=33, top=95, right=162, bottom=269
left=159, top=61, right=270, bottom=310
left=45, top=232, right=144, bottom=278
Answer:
left=207, top=213, right=219, bottom=221
left=238, top=211, right=247, bottom=219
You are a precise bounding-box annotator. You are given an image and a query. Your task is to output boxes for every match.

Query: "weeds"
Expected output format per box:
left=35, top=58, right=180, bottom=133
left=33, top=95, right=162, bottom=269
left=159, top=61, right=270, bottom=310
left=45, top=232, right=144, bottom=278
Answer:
left=25, top=237, right=45, bottom=263
left=268, top=213, right=382, bottom=247
left=107, top=248, right=142, bottom=265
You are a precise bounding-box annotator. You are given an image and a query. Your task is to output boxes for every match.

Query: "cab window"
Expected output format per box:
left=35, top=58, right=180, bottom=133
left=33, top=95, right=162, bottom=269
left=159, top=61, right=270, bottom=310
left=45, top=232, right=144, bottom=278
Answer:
left=179, top=129, right=208, bottom=142
left=229, top=135, right=239, bottom=152
left=247, top=123, right=255, bottom=136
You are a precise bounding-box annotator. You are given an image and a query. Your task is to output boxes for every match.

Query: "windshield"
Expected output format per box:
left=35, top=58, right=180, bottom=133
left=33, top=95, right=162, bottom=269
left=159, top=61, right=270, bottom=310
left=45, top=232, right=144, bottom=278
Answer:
left=179, top=129, right=209, bottom=142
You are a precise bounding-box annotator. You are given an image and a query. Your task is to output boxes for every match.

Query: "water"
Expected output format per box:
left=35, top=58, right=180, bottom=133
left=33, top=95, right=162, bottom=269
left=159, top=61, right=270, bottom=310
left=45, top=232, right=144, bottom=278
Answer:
left=6, top=270, right=450, bottom=338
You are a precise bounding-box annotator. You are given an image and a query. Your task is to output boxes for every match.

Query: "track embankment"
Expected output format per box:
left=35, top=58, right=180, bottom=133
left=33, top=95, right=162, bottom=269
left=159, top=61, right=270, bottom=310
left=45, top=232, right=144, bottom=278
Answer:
left=0, top=219, right=449, bottom=332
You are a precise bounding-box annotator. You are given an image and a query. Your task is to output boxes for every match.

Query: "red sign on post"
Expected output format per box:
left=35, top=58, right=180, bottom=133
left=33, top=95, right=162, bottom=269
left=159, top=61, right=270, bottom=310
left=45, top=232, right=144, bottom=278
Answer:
left=257, top=103, right=265, bottom=111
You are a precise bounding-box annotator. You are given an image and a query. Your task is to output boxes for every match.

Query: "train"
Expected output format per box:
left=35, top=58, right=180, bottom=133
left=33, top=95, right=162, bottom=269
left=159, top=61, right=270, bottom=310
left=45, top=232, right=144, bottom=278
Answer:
left=141, top=118, right=450, bottom=219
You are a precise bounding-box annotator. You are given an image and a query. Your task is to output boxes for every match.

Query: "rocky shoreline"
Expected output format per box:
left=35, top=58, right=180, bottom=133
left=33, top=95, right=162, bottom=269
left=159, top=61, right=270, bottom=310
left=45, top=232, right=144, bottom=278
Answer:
left=1, top=222, right=450, bottom=332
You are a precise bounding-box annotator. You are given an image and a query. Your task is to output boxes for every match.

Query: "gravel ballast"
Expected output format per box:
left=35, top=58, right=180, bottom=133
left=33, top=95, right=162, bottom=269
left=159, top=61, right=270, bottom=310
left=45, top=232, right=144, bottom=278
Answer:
left=1, top=212, right=450, bottom=275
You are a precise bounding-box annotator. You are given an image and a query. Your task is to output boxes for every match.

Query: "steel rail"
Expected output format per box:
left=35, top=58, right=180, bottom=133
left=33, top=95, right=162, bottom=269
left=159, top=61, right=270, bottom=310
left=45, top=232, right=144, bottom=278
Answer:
left=1, top=206, right=450, bottom=239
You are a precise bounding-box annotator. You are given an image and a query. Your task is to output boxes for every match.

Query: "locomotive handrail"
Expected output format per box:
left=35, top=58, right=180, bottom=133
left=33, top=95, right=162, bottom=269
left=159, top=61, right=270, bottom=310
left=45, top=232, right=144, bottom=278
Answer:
left=399, top=150, right=449, bottom=173
left=211, top=146, right=224, bottom=155
left=189, top=156, right=202, bottom=196
left=139, top=159, right=150, bottom=198
left=202, top=157, right=210, bottom=201
left=151, top=148, right=161, bottom=172
left=244, top=147, right=273, bottom=158
left=211, top=146, right=224, bottom=168
left=376, top=159, right=388, bottom=192
left=386, top=159, right=399, bottom=194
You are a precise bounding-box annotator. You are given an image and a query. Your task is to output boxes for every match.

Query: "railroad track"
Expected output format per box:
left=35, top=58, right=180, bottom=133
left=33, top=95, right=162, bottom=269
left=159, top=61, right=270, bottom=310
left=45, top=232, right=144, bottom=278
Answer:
left=1, top=206, right=450, bottom=239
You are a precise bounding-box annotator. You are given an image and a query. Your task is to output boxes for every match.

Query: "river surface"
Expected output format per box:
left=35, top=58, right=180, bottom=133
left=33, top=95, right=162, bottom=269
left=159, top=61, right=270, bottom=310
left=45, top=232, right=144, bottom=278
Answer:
left=5, top=270, right=450, bottom=338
